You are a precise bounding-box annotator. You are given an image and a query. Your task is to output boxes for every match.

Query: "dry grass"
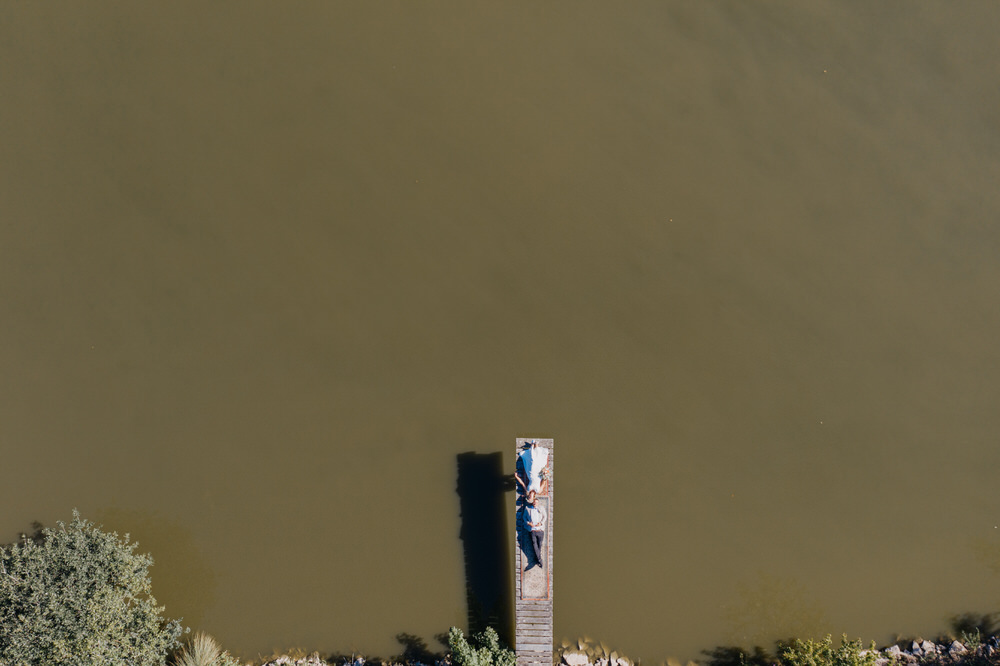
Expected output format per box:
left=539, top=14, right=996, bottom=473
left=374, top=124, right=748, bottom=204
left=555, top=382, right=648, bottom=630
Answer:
left=175, top=633, right=224, bottom=666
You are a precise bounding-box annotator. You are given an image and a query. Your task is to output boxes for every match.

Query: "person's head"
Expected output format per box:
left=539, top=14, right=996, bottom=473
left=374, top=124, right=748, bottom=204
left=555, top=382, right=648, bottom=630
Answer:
left=526, top=490, right=536, bottom=505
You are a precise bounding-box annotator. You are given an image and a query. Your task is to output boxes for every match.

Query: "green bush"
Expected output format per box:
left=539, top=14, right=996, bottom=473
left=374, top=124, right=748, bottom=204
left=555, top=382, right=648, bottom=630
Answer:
left=781, top=635, right=880, bottom=666
left=0, top=510, right=184, bottom=666
left=448, top=627, right=515, bottom=666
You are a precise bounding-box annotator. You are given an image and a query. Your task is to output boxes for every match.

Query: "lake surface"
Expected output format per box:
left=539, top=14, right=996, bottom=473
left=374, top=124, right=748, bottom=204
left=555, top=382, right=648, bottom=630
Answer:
left=3, top=2, right=1000, bottom=663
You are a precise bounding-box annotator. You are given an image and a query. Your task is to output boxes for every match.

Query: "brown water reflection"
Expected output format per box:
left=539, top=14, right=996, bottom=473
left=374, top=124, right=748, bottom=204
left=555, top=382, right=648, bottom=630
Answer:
left=2, top=1, right=1000, bottom=663
left=723, top=573, right=827, bottom=649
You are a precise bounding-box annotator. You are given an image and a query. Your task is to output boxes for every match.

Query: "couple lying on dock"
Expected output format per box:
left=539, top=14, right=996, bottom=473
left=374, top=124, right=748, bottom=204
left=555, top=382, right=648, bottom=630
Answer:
left=517, top=440, right=549, bottom=571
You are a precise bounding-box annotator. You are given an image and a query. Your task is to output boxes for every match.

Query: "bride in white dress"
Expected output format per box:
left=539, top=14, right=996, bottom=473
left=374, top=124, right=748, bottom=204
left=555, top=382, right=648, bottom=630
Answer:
left=515, top=440, right=549, bottom=495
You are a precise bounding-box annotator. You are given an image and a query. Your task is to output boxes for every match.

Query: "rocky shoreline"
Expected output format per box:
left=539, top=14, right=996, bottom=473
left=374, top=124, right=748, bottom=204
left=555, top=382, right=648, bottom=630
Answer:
left=253, top=636, right=1000, bottom=666
left=556, top=636, right=1000, bottom=666
left=256, top=656, right=449, bottom=666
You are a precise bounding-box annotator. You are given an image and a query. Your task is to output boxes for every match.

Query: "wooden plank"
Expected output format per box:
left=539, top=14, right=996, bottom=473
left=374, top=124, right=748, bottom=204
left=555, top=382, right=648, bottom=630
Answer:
left=515, top=437, right=553, bottom=666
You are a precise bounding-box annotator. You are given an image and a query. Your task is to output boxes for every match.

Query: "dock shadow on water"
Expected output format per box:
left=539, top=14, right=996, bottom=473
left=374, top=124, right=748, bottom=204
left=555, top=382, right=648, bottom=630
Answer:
left=456, top=452, right=515, bottom=647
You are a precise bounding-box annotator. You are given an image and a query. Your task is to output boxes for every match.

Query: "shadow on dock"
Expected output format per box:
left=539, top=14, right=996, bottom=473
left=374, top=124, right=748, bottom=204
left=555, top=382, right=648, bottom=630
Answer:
left=456, top=451, right=516, bottom=647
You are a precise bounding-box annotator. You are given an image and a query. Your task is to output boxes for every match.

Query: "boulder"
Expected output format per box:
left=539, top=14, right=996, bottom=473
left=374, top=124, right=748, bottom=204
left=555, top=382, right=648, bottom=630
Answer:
left=886, top=645, right=902, bottom=658
left=920, top=641, right=936, bottom=654
left=563, top=652, right=590, bottom=666
left=948, top=641, right=967, bottom=656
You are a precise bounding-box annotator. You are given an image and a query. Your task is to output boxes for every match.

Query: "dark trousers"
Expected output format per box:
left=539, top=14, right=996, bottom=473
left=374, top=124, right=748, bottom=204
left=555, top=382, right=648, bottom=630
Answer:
left=530, top=529, right=544, bottom=566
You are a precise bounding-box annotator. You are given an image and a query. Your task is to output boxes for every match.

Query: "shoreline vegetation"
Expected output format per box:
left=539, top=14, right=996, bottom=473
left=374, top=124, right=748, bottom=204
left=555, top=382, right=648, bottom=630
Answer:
left=250, top=631, right=1000, bottom=666
left=3, top=514, right=999, bottom=666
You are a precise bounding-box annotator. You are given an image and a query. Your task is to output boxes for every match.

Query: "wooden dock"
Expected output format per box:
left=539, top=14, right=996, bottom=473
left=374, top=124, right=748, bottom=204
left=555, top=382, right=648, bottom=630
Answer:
left=514, top=437, right=553, bottom=666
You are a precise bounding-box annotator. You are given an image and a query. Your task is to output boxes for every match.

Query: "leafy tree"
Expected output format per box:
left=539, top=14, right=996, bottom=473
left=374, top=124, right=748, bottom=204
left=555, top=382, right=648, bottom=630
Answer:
left=448, top=626, right=515, bottom=666
left=0, top=510, right=184, bottom=666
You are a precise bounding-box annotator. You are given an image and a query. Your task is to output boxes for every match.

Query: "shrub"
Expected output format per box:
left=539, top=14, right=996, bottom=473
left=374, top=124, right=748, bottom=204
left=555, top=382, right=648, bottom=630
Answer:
left=781, top=635, right=880, bottom=666
left=0, top=509, right=184, bottom=666
left=448, top=627, right=515, bottom=666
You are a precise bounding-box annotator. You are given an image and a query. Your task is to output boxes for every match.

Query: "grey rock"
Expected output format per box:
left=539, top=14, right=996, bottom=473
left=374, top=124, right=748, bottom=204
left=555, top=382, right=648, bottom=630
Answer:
left=920, top=641, right=936, bottom=654
left=911, top=642, right=922, bottom=656
left=261, top=658, right=331, bottom=666
left=563, top=652, right=590, bottom=666
left=886, top=645, right=902, bottom=658
left=948, top=641, right=967, bottom=656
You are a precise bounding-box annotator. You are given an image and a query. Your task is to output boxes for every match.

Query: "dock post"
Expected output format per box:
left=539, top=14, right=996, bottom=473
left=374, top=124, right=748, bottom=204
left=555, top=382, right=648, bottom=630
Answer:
left=514, top=437, right=553, bottom=666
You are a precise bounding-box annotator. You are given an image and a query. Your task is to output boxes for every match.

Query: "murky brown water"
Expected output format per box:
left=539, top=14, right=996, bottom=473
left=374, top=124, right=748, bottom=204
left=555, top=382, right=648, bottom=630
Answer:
left=3, top=2, right=1000, bottom=663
